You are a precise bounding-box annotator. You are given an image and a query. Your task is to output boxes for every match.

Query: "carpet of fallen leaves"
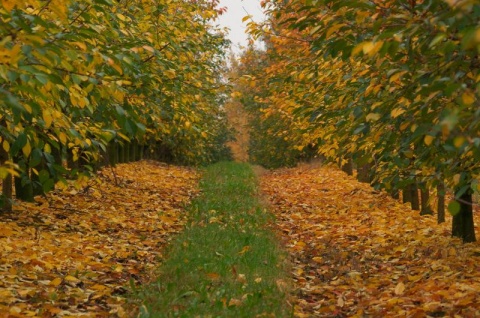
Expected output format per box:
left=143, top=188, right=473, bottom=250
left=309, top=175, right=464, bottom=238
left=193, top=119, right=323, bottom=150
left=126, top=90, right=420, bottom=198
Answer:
left=260, top=164, right=480, bottom=318
left=0, top=160, right=199, bottom=317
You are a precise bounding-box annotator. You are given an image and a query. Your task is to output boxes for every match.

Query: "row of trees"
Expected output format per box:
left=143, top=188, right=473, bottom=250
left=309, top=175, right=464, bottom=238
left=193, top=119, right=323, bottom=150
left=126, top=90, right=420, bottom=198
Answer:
left=234, top=0, right=480, bottom=242
left=0, top=0, right=232, bottom=210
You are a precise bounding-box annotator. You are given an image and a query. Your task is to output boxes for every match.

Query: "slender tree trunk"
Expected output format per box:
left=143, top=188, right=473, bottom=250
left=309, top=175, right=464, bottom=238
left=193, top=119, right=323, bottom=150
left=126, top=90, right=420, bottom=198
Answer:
left=357, top=163, right=372, bottom=183
left=107, top=142, right=116, bottom=166
left=0, top=148, right=12, bottom=212
left=437, top=182, right=445, bottom=223
left=410, top=182, right=420, bottom=210
left=118, top=144, right=125, bottom=163
left=130, top=140, right=137, bottom=162
left=139, top=144, right=144, bottom=160
left=15, top=171, right=34, bottom=202
left=124, top=142, right=130, bottom=163
left=2, top=174, right=12, bottom=212
left=452, top=188, right=476, bottom=243
left=341, top=157, right=353, bottom=176
left=31, top=170, right=44, bottom=197
left=390, top=188, right=399, bottom=200
left=403, top=184, right=412, bottom=204
left=420, top=187, right=433, bottom=215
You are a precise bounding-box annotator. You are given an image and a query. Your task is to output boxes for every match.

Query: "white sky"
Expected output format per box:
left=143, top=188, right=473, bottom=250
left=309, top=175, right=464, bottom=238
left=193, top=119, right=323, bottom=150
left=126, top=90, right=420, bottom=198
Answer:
left=217, top=0, right=266, bottom=53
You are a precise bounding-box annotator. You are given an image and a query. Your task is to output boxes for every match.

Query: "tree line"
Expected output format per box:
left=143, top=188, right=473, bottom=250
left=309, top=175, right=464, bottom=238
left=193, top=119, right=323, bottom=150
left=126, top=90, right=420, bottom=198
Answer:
left=0, top=0, right=232, bottom=210
left=233, top=0, right=480, bottom=242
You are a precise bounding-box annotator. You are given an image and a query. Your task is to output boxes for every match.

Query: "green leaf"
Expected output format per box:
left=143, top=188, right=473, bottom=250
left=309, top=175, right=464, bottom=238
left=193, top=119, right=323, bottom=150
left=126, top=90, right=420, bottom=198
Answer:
left=447, top=201, right=461, bottom=216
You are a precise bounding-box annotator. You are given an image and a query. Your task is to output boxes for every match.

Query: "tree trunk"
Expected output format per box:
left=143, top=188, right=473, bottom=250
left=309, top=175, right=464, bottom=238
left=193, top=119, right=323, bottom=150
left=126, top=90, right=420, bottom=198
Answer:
left=139, top=144, right=144, bottom=160
left=31, top=170, right=44, bottom=197
left=118, top=144, right=125, bottom=163
left=15, top=171, right=34, bottom=202
left=124, top=142, right=130, bottom=163
left=341, top=157, right=353, bottom=176
left=1, top=174, right=12, bottom=212
left=437, top=182, right=445, bottom=223
left=1, top=146, right=12, bottom=211
left=403, top=184, right=412, bottom=204
left=420, top=187, right=433, bottom=215
left=357, top=163, right=372, bottom=183
left=130, top=140, right=138, bottom=162
left=390, top=188, right=399, bottom=200
left=410, top=182, right=420, bottom=211
left=452, top=189, right=476, bottom=243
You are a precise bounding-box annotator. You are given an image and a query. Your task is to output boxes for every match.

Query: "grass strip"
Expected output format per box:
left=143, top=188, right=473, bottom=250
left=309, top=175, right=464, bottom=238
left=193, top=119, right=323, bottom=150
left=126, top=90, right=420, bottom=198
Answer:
left=130, top=162, right=291, bottom=317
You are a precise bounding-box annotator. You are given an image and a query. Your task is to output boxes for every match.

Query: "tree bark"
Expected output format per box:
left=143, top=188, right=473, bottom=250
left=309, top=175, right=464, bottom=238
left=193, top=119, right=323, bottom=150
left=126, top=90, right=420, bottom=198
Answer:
left=437, top=182, right=445, bottom=223
left=341, top=157, right=353, bottom=176
left=118, top=144, right=125, bottom=163
left=390, top=189, right=399, bottom=200
left=403, top=184, right=412, bottom=204
left=357, top=163, right=372, bottom=183
left=130, top=140, right=138, bottom=162
left=0, top=147, right=12, bottom=212
left=452, top=190, right=476, bottom=243
left=420, top=187, right=433, bottom=215
left=410, top=182, right=420, bottom=211
left=15, top=171, right=34, bottom=202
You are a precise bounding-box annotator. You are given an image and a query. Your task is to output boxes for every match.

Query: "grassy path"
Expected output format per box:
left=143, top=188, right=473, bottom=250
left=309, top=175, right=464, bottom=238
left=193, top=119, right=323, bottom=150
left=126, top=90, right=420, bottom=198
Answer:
left=132, top=162, right=291, bottom=317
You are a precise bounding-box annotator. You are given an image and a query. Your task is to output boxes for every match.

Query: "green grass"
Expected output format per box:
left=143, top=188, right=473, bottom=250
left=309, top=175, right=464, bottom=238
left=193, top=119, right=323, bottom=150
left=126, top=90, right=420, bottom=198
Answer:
left=130, top=162, right=291, bottom=317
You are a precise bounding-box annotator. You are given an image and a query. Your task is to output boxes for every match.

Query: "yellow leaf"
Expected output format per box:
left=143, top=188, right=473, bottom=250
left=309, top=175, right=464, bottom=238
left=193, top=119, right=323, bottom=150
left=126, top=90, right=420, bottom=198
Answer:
left=58, top=132, right=68, bottom=145
left=391, top=108, right=405, bottom=118
left=312, top=256, right=323, bottom=263
left=238, top=246, right=250, bottom=255
left=461, top=92, right=475, bottom=105
left=43, top=111, right=53, bottom=128
left=2, top=140, right=10, bottom=152
left=1, top=0, right=16, bottom=11
left=206, top=272, right=220, bottom=280
left=394, top=282, right=405, bottom=295
left=117, top=13, right=127, bottom=21
left=389, top=71, right=406, bottom=83
left=165, top=69, right=176, bottom=79
left=362, top=41, right=383, bottom=56
left=64, top=275, right=80, bottom=283
left=366, top=113, right=381, bottom=122
left=453, top=173, right=461, bottom=185
left=454, top=136, right=465, bottom=148
left=424, top=135, right=434, bottom=146
left=228, top=298, right=242, bottom=306
left=50, top=277, right=63, bottom=287
left=352, top=42, right=366, bottom=56
left=143, top=45, right=155, bottom=53
left=326, top=23, right=345, bottom=38
left=22, top=141, right=31, bottom=157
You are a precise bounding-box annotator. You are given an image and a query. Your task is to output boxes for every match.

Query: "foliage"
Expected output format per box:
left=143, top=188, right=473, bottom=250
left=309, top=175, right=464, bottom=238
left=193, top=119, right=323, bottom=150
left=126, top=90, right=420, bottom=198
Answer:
left=132, top=162, right=291, bottom=317
left=230, top=47, right=314, bottom=168
left=261, top=164, right=480, bottom=317
left=242, top=0, right=480, bottom=239
left=0, top=0, right=231, bottom=202
left=0, top=160, right=200, bottom=316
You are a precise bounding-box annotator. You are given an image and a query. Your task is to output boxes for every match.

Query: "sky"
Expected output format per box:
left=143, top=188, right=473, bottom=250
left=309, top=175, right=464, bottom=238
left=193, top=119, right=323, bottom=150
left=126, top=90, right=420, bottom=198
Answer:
left=217, top=0, right=266, bottom=53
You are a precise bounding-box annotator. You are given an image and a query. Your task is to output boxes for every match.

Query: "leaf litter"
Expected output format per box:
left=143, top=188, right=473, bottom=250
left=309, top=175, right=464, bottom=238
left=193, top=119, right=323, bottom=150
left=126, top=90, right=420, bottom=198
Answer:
left=260, top=164, right=480, bottom=317
left=0, top=160, right=199, bottom=317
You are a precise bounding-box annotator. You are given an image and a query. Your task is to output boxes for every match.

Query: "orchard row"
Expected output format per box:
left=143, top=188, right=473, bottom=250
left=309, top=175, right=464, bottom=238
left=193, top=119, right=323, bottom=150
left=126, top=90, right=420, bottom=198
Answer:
left=0, top=0, right=231, bottom=208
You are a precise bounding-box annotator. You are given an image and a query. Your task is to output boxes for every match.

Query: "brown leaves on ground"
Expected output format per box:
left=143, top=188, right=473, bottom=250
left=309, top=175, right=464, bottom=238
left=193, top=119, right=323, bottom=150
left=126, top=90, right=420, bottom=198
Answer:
left=0, top=161, right=199, bottom=317
left=260, top=164, right=480, bottom=318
